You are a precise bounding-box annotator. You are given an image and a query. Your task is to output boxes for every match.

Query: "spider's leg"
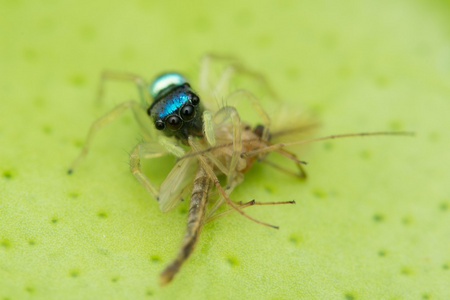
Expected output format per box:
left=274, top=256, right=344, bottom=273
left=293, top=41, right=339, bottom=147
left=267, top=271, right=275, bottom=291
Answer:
left=199, top=53, right=280, bottom=103
left=97, top=70, right=151, bottom=106
left=68, top=101, right=149, bottom=174
left=224, top=89, right=271, bottom=141
left=129, top=142, right=168, bottom=201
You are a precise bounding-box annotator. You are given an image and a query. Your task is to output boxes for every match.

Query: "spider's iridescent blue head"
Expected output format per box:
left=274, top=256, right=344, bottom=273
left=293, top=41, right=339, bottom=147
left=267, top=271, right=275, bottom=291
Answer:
left=148, top=73, right=204, bottom=142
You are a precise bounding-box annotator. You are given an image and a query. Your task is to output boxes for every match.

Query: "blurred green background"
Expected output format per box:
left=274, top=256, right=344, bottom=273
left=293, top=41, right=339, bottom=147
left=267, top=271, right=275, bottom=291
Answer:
left=1, top=0, right=449, bottom=299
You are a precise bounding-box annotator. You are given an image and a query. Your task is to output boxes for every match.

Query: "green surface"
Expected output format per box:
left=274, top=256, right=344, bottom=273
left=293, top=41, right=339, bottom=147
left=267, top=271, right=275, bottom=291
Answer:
left=1, top=0, right=450, bottom=299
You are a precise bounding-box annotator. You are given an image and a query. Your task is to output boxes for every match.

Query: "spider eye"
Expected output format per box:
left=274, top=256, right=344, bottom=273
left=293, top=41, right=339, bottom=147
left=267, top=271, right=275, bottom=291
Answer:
left=180, top=105, right=195, bottom=121
left=191, top=94, right=200, bottom=105
left=166, top=115, right=182, bottom=130
left=155, top=120, right=165, bottom=130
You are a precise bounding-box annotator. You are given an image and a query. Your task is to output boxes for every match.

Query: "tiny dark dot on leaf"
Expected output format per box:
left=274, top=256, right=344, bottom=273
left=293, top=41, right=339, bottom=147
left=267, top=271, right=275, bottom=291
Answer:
left=312, top=188, right=326, bottom=198
left=42, top=125, right=52, bottom=134
left=374, top=75, right=390, bottom=87
left=1, top=239, right=11, bottom=249
left=68, top=192, right=79, bottom=198
left=97, top=211, right=108, bottom=218
left=226, top=256, right=239, bottom=266
left=360, top=150, right=371, bottom=160
left=264, top=185, right=275, bottom=194
left=150, top=255, right=161, bottom=263
left=344, top=292, right=355, bottom=300
left=33, top=97, right=46, bottom=108
left=68, top=74, right=87, bottom=87
left=323, top=142, right=333, bottom=151
left=285, top=67, right=300, bottom=80
left=389, top=120, right=404, bottom=131
left=23, top=48, right=38, bottom=62
left=373, top=214, right=384, bottom=222
left=402, top=216, right=413, bottom=225
left=428, top=132, right=439, bottom=142
left=400, top=266, right=413, bottom=276
left=69, top=270, right=80, bottom=278
left=289, top=234, right=302, bottom=245
left=79, top=25, right=96, bottom=41
left=74, top=139, right=84, bottom=148
left=3, top=170, right=13, bottom=179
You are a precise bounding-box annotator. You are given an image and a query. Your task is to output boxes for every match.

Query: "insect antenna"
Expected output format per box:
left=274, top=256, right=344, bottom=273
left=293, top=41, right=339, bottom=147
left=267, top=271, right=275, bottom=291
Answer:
left=242, top=131, right=415, bottom=159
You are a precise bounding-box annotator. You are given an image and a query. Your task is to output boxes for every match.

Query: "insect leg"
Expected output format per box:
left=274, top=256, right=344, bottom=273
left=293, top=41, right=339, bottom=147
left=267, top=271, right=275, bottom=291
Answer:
left=262, top=147, right=307, bottom=179
left=205, top=200, right=296, bottom=224
left=189, top=137, right=279, bottom=229
left=259, top=158, right=306, bottom=179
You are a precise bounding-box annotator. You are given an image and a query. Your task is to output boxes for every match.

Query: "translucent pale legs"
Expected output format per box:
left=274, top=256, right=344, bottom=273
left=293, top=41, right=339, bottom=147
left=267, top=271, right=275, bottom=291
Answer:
left=69, top=54, right=414, bottom=286
left=68, top=55, right=300, bottom=286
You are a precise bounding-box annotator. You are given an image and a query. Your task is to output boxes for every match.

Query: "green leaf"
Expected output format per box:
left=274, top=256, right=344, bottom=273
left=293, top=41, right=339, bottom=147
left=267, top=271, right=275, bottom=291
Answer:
left=1, top=0, right=449, bottom=299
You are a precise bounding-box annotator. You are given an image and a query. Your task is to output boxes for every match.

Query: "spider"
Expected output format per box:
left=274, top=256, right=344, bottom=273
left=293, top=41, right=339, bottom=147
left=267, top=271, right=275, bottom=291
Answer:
left=68, top=55, right=305, bottom=285
left=68, top=54, right=413, bottom=285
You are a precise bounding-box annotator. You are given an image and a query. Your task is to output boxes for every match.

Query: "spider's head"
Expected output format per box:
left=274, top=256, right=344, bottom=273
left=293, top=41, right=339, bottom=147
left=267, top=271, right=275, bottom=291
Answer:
left=148, top=73, right=204, bottom=142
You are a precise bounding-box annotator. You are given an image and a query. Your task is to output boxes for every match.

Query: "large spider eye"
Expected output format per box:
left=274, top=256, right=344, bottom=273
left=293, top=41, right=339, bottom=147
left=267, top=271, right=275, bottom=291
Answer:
left=191, top=94, right=200, bottom=105
left=155, top=120, right=165, bottom=130
left=166, top=115, right=182, bottom=130
left=180, top=105, right=195, bottom=121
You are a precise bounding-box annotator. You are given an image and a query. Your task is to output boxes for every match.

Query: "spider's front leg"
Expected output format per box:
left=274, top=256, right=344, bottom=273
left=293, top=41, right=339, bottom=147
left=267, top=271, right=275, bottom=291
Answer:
left=97, top=70, right=151, bottom=107
left=129, top=137, right=190, bottom=211
left=68, top=101, right=148, bottom=174
left=129, top=142, right=169, bottom=201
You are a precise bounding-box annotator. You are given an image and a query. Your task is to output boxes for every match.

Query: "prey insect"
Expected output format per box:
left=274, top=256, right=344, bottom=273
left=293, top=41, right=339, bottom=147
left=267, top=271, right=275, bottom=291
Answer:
left=68, top=54, right=413, bottom=286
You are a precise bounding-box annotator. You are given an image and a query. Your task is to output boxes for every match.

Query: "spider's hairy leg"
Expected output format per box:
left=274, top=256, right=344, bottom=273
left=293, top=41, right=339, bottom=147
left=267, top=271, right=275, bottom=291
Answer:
left=224, top=89, right=271, bottom=141
left=97, top=70, right=151, bottom=107
left=213, top=106, right=243, bottom=179
left=198, top=53, right=280, bottom=101
left=68, top=101, right=148, bottom=174
left=129, top=142, right=169, bottom=201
